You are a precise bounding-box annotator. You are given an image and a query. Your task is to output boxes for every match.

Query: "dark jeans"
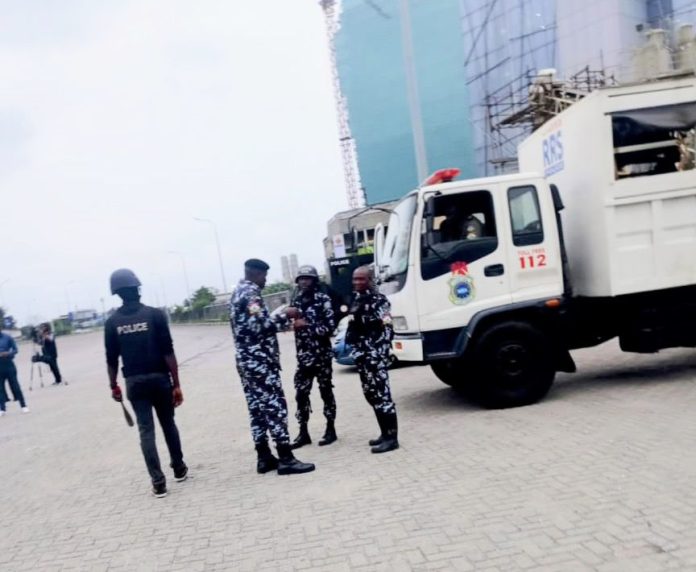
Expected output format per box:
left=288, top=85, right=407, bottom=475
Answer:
left=41, top=356, right=62, bottom=383
left=0, top=362, right=27, bottom=411
left=125, top=373, right=185, bottom=486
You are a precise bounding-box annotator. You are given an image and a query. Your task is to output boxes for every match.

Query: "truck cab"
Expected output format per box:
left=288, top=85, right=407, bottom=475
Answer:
left=375, top=171, right=570, bottom=407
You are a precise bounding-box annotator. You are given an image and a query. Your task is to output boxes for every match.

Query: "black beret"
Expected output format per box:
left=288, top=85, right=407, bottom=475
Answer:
left=244, top=258, right=270, bottom=271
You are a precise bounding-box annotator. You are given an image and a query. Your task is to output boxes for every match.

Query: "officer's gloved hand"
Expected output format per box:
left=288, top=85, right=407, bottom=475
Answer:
left=111, top=384, right=123, bottom=403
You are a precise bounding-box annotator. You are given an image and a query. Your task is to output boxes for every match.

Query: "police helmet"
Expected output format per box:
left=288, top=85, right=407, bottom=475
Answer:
left=110, top=268, right=141, bottom=294
left=295, top=265, right=319, bottom=282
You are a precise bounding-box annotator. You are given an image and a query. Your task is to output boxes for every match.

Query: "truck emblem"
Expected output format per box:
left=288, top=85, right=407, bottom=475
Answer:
left=448, top=261, right=475, bottom=305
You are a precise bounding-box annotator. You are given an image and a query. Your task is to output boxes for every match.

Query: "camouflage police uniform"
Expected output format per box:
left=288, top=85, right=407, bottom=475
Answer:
left=291, top=287, right=336, bottom=425
left=230, top=279, right=291, bottom=447
left=347, top=287, right=399, bottom=452
left=347, top=290, right=396, bottom=415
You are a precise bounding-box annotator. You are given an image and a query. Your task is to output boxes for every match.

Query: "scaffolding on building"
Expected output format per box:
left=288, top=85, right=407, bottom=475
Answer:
left=485, top=66, right=617, bottom=172
left=460, top=0, right=560, bottom=176
left=320, top=0, right=366, bottom=209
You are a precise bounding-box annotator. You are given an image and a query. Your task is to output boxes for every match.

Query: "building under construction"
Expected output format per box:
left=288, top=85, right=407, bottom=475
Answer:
left=321, top=0, right=696, bottom=200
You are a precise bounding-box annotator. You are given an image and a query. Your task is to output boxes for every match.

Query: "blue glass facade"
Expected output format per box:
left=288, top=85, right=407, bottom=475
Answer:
left=334, top=0, right=696, bottom=196
left=335, top=0, right=475, bottom=205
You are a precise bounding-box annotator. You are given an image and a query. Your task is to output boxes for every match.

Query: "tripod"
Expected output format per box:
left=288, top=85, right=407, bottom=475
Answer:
left=29, top=344, right=45, bottom=391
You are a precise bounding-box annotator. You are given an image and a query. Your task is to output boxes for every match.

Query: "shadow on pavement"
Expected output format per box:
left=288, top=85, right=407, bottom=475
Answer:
left=398, top=385, right=478, bottom=414
left=549, top=351, right=696, bottom=401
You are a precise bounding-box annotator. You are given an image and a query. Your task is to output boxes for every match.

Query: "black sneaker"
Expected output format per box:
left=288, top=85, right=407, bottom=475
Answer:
left=174, top=465, right=188, bottom=482
left=152, top=483, right=167, bottom=498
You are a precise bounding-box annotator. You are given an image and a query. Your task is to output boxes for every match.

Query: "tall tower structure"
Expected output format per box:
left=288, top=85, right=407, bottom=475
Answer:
left=319, top=0, right=366, bottom=208
left=289, top=254, right=299, bottom=281
left=280, top=256, right=292, bottom=284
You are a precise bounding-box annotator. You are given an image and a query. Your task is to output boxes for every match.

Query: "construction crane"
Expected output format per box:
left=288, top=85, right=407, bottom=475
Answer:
left=319, top=0, right=366, bottom=208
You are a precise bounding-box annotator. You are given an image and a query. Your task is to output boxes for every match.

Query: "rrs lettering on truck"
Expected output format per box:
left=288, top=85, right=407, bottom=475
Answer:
left=372, top=75, right=696, bottom=409
left=542, top=129, right=564, bottom=176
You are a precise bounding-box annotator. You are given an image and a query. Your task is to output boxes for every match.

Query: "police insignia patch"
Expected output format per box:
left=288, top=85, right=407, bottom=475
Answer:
left=448, top=261, right=475, bottom=305
left=248, top=302, right=261, bottom=315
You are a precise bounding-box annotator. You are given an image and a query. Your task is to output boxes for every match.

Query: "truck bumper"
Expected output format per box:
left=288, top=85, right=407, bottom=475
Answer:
left=392, top=334, right=424, bottom=362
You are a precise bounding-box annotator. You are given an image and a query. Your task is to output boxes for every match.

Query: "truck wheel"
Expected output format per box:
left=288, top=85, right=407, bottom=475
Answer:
left=472, top=322, right=555, bottom=408
left=431, top=361, right=458, bottom=386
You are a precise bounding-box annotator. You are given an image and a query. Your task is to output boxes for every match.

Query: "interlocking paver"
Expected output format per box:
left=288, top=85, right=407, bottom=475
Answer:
left=1, top=324, right=695, bottom=571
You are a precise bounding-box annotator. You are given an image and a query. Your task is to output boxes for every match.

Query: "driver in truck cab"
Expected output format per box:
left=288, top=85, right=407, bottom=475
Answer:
left=439, top=206, right=484, bottom=242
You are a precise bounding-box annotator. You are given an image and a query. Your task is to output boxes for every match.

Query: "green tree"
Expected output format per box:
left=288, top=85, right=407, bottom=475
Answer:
left=263, top=282, right=292, bottom=295
left=190, top=286, right=217, bottom=311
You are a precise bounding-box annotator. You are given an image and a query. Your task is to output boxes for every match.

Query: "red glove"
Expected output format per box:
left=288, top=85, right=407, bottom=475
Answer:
left=111, top=384, right=123, bottom=402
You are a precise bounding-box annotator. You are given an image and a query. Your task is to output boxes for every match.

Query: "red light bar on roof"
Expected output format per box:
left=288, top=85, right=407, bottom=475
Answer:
left=422, top=168, right=461, bottom=186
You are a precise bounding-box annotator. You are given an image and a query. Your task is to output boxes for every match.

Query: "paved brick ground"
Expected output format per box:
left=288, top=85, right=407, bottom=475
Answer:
left=1, top=324, right=695, bottom=571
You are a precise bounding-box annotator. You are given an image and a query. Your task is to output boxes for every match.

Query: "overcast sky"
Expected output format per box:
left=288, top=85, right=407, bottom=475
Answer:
left=0, top=0, right=347, bottom=324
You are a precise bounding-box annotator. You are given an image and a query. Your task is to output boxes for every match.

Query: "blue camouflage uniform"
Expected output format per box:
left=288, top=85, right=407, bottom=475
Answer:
left=346, top=290, right=396, bottom=415
left=230, top=279, right=291, bottom=446
left=291, top=287, right=336, bottom=424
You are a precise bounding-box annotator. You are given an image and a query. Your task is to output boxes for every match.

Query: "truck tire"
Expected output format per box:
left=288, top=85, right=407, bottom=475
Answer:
left=471, top=321, right=555, bottom=408
left=431, top=361, right=459, bottom=387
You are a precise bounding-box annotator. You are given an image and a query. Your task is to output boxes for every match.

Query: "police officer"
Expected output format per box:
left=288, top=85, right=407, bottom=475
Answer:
left=0, top=321, right=29, bottom=416
left=346, top=266, right=399, bottom=453
left=289, top=265, right=337, bottom=449
left=230, top=258, right=315, bottom=475
left=104, top=269, right=188, bottom=498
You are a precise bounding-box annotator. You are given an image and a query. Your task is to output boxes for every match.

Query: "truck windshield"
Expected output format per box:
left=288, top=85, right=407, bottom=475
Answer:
left=381, top=194, right=417, bottom=279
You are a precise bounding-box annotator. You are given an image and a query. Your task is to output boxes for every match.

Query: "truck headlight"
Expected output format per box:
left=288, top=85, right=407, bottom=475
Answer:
left=392, top=316, right=408, bottom=331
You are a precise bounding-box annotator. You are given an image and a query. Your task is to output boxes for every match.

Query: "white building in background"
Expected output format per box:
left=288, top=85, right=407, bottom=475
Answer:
left=289, top=254, right=299, bottom=282
left=280, top=255, right=291, bottom=284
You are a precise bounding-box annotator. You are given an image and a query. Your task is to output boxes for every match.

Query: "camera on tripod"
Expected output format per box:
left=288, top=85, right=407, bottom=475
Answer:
left=31, top=353, right=46, bottom=364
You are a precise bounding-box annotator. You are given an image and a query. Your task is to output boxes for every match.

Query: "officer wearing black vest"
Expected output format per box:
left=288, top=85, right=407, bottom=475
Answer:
left=104, top=268, right=188, bottom=498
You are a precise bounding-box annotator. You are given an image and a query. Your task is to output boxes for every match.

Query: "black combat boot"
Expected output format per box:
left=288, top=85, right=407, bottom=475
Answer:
left=318, top=419, right=337, bottom=446
left=371, top=413, right=399, bottom=454
left=255, top=441, right=279, bottom=474
left=368, top=409, right=387, bottom=446
left=276, top=444, right=316, bottom=475
left=290, top=423, right=311, bottom=449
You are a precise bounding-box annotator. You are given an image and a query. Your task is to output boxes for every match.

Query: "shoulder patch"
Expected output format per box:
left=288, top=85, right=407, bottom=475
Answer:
left=248, top=302, right=262, bottom=315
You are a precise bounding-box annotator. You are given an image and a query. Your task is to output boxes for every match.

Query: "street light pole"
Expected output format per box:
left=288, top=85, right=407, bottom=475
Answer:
left=399, top=0, right=428, bottom=183
left=167, top=251, right=191, bottom=302
left=193, top=217, right=228, bottom=294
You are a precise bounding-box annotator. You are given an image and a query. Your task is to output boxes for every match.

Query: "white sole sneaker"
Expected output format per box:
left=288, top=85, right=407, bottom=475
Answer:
left=21, top=407, right=30, bottom=413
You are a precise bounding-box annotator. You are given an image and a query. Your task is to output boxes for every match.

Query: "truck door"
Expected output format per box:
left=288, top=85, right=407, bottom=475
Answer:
left=416, top=186, right=512, bottom=333
left=505, top=183, right=564, bottom=302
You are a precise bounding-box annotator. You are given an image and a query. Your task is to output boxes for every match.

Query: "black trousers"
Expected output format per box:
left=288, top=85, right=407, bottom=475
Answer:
left=125, top=373, right=185, bottom=486
left=42, top=356, right=62, bottom=383
left=0, top=362, right=27, bottom=410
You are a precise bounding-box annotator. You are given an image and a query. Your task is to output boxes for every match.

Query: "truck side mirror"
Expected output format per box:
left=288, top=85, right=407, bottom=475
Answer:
left=550, top=184, right=565, bottom=212
left=374, top=223, right=385, bottom=272
left=424, top=195, right=435, bottom=218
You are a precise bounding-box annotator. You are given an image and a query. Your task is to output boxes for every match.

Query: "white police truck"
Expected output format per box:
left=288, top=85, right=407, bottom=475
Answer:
left=374, top=74, right=696, bottom=408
